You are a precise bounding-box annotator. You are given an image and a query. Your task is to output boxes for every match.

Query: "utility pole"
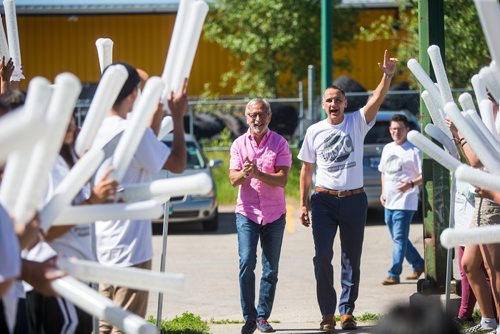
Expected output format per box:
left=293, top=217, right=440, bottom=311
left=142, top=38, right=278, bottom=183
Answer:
left=321, top=0, right=332, bottom=119
left=417, top=0, right=450, bottom=295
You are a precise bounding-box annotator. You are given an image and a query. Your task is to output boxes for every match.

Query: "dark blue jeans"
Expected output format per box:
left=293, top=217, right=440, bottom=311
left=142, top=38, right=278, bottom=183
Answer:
left=311, top=191, right=367, bottom=316
left=236, top=213, right=286, bottom=321
left=384, top=209, right=424, bottom=278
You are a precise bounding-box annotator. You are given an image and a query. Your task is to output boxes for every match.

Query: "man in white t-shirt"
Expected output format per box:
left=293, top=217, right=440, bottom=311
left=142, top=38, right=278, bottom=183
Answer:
left=93, top=62, right=187, bottom=334
left=378, top=114, right=424, bottom=286
left=298, top=50, right=398, bottom=331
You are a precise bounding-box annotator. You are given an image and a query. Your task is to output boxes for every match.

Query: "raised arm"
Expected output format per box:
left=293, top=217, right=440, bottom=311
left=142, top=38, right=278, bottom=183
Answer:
left=363, top=50, right=398, bottom=124
left=163, top=78, right=188, bottom=173
left=0, top=56, right=14, bottom=94
left=445, top=117, right=482, bottom=168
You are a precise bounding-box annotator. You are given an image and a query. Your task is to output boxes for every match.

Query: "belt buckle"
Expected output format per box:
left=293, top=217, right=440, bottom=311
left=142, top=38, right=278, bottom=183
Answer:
left=337, top=190, right=348, bottom=198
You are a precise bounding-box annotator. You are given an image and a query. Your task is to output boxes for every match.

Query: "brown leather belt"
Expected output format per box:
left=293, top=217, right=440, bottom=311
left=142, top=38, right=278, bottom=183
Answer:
left=315, top=186, right=364, bottom=198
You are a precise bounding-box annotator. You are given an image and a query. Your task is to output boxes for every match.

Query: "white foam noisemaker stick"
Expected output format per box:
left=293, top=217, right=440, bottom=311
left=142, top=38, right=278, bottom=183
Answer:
left=95, top=38, right=113, bottom=73
left=471, top=74, right=488, bottom=103
left=467, top=107, right=500, bottom=152
left=478, top=98, right=498, bottom=139
left=458, top=93, right=477, bottom=114
left=407, top=130, right=461, bottom=172
left=441, top=225, right=500, bottom=249
left=111, top=77, right=164, bottom=182
left=407, top=59, right=443, bottom=109
left=427, top=45, right=454, bottom=104
left=58, top=257, right=185, bottom=294
left=75, top=64, right=128, bottom=156
left=119, top=173, right=212, bottom=203
left=474, top=0, right=500, bottom=65
left=0, top=14, right=10, bottom=59
left=424, top=124, right=459, bottom=159
left=51, top=200, right=163, bottom=226
left=169, top=0, right=208, bottom=95
left=462, top=111, right=500, bottom=157
left=479, top=64, right=500, bottom=102
left=3, top=0, right=23, bottom=80
left=157, top=116, right=173, bottom=139
left=467, top=100, right=500, bottom=147
left=161, top=0, right=194, bottom=104
left=456, top=164, right=500, bottom=192
left=51, top=276, right=158, bottom=334
left=168, top=0, right=208, bottom=96
left=39, top=149, right=105, bottom=231
left=0, top=77, right=52, bottom=213
left=14, top=73, right=81, bottom=225
left=421, top=90, right=452, bottom=139
left=496, top=112, right=500, bottom=137
left=444, top=102, right=500, bottom=173
left=0, top=108, right=45, bottom=164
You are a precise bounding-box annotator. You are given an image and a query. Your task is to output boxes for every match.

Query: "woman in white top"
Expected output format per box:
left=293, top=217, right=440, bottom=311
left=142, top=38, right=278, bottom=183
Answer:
left=25, top=117, right=117, bottom=334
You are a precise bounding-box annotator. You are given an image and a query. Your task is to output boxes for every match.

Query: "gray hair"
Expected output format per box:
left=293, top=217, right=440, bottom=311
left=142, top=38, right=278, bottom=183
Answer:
left=245, top=98, right=272, bottom=115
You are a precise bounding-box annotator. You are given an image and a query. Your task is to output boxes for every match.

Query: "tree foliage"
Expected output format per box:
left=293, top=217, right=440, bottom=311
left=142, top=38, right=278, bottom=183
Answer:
left=204, top=0, right=358, bottom=97
left=356, top=0, right=491, bottom=89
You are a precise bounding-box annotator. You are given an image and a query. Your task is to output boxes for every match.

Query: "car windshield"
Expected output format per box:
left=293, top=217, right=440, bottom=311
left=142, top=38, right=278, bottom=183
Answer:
left=364, top=121, right=392, bottom=144
left=364, top=119, right=419, bottom=145
left=162, top=141, right=206, bottom=169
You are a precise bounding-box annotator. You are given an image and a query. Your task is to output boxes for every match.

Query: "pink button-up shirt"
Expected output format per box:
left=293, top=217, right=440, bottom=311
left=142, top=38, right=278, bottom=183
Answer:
left=230, top=129, right=292, bottom=225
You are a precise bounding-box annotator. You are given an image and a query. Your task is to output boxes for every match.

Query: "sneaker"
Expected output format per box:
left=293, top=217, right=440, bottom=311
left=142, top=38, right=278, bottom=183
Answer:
left=241, top=320, right=257, bottom=334
left=464, top=323, right=496, bottom=333
left=319, top=314, right=335, bottom=331
left=382, top=276, right=400, bottom=285
left=406, top=268, right=424, bottom=280
left=340, top=314, right=357, bottom=330
left=256, top=318, right=275, bottom=333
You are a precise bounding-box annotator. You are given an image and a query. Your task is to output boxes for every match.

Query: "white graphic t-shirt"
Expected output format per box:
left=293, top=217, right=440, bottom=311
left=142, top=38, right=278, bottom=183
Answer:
left=378, top=141, right=422, bottom=210
left=92, top=116, right=170, bottom=267
left=298, top=109, right=374, bottom=190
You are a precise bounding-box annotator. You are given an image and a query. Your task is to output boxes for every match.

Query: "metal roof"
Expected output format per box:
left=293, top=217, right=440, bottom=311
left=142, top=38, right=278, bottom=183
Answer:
left=340, top=0, right=406, bottom=8
left=8, top=0, right=180, bottom=14
left=5, top=0, right=403, bottom=15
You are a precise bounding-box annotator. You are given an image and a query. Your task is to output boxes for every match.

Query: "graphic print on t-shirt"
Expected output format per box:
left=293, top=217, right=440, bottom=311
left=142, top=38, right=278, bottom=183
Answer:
left=385, top=154, right=403, bottom=182
left=319, top=132, right=356, bottom=172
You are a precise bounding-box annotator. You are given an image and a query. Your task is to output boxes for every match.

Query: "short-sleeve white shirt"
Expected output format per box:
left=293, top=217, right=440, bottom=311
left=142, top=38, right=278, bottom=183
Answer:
left=92, top=116, right=170, bottom=267
left=378, top=141, right=422, bottom=210
left=298, top=109, right=374, bottom=190
left=0, top=206, right=20, bottom=284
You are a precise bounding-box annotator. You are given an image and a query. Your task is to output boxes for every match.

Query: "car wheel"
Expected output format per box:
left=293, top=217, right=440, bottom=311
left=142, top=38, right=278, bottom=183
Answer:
left=202, top=209, right=218, bottom=231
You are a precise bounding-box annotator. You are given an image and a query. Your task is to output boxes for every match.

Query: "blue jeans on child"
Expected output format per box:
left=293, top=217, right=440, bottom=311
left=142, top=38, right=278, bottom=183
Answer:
left=384, top=208, right=424, bottom=278
left=236, top=213, right=286, bottom=321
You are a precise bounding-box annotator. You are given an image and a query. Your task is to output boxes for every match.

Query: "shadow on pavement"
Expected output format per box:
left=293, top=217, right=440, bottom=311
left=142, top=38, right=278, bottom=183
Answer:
left=152, top=211, right=236, bottom=236
left=153, top=207, right=422, bottom=235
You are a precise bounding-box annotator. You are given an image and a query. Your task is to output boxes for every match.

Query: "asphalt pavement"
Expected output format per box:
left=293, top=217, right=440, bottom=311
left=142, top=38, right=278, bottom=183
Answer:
left=147, top=204, right=458, bottom=334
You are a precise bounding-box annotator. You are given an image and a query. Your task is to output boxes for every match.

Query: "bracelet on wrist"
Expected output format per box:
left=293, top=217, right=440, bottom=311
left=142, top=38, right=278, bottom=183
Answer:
left=410, top=180, right=414, bottom=188
left=384, top=72, right=393, bottom=78
left=460, top=140, right=468, bottom=147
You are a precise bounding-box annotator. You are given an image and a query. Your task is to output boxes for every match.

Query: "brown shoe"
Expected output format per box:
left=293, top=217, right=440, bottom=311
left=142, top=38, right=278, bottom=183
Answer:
left=340, top=314, right=357, bottom=330
left=406, top=268, right=424, bottom=280
left=382, top=276, right=400, bottom=285
left=320, top=314, right=335, bottom=331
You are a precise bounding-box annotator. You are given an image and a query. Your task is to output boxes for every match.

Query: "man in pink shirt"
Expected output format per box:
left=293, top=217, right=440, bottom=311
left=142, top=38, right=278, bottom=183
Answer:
left=229, top=98, right=292, bottom=334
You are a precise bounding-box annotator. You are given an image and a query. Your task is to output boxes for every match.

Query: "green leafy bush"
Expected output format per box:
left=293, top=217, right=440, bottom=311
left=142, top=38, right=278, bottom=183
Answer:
left=148, top=312, right=210, bottom=334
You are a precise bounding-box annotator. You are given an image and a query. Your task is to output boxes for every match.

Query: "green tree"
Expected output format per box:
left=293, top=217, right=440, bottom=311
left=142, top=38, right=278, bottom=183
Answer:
left=204, top=0, right=358, bottom=97
left=357, top=0, right=491, bottom=89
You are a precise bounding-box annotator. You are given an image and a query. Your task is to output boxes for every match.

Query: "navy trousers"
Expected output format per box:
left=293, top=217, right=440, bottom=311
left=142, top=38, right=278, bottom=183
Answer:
left=311, top=191, right=367, bottom=316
